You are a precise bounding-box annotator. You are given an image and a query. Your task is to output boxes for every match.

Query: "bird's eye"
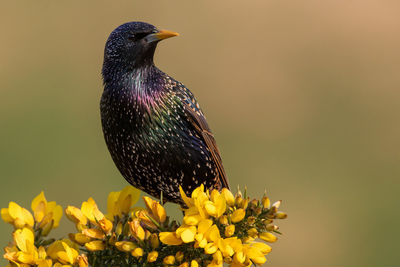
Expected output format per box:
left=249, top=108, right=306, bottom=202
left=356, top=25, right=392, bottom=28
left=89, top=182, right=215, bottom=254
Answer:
left=135, top=32, right=149, bottom=39
left=128, top=32, right=150, bottom=42
left=128, top=35, right=136, bottom=41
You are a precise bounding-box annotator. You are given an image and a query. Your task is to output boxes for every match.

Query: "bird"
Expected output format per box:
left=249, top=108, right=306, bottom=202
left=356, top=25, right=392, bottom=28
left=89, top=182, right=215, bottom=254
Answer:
left=100, top=22, right=229, bottom=204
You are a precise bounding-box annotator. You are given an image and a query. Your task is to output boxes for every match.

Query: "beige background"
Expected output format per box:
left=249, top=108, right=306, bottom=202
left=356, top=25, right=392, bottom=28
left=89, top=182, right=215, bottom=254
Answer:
left=1, top=1, right=399, bottom=266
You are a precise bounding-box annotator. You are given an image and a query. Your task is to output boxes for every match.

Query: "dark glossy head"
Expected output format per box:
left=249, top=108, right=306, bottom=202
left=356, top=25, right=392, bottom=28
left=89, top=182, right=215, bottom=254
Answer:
left=103, top=22, right=178, bottom=72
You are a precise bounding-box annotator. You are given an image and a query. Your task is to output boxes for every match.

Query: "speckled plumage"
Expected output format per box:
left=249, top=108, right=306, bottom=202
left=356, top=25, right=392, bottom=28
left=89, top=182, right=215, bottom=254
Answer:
left=100, top=22, right=229, bottom=204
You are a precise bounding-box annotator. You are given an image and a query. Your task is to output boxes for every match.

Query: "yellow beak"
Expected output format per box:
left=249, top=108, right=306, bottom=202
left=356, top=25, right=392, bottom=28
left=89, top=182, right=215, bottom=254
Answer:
left=154, top=30, right=179, bottom=40
left=146, top=30, right=179, bottom=43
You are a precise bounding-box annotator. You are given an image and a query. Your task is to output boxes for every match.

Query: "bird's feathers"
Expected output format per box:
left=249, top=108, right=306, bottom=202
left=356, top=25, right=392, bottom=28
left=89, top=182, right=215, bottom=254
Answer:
left=183, top=101, right=229, bottom=190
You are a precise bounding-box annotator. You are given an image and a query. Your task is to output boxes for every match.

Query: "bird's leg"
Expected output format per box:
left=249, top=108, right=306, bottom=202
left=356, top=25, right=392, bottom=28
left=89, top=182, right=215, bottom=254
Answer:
left=160, top=190, right=164, bottom=205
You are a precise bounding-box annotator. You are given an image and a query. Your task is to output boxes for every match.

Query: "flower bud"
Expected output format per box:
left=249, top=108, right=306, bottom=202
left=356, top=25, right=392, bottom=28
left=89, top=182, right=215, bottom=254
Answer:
left=129, top=219, right=145, bottom=241
left=231, top=209, right=246, bottom=223
left=225, top=224, right=235, bottom=237
left=175, top=251, right=184, bottom=262
left=249, top=199, right=259, bottom=209
left=259, top=232, right=277, bottom=243
left=147, top=251, right=158, bottom=262
left=163, top=255, right=175, bottom=265
left=262, top=196, right=271, bottom=209
left=191, top=260, right=199, bottom=267
left=115, top=241, right=136, bottom=252
left=255, top=207, right=262, bottom=215
left=131, top=247, right=143, bottom=257
left=247, top=227, right=258, bottom=238
left=85, top=240, right=105, bottom=251
left=266, top=224, right=279, bottom=231
left=275, top=212, right=287, bottom=219
left=219, top=215, right=228, bottom=225
left=235, top=196, right=243, bottom=207
left=247, top=216, right=256, bottom=225
left=263, top=219, right=273, bottom=225
left=150, top=233, right=160, bottom=249
left=239, top=198, right=249, bottom=209
left=115, top=222, right=123, bottom=235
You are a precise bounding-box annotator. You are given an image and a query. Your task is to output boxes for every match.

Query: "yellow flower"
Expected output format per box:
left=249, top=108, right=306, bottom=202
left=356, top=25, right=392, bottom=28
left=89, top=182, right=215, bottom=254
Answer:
left=3, top=244, right=19, bottom=262
left=1, top=202, right=34, bottom=229
left=57, top=242, right=79, bottom=265
left=98, top=217, right=113, bottom=234
left=115, top=241, right=136, bottom=252
left=159, top=232, right=183, bottom=245
left=242, top=244, right=266, bottom=265
left=221, top=188, right=235, bottom=207
left=259, top=232, right=277, bottom=243
left=147, top=251, right=158, bottom=262
left=251, top=242, right=272, bottom=254
left=68, top=233, right=92, bottom=245
left=76, top=197, right=113, bottom=234
left=31, top=192, right=63, bottom=232
left=179, top=186, right=194, bottom=207
left=191, top=260, right=199, bottom=267
left=81, top=197, right=102, bottom=224
left=205, top=225, right=221, bottom=243
left=65, top=206, right=87, bottom=227
left=213, top=250, right=223, bottom=264
left=151, top=200, right=167, bottom=223
left=10, top=227, right=38, bottom=265
left=13, top=227, right=35, bottom=253
left=231, top=209, right=246, bottom=223
left=77, top=254, right=88, bottom=267
left=176, top=225, right=196, bottom=243
left=183, top=214, right=202, bottom=226
left=47, top=240, right=79, bottom=265
left=129, top=219, right=145, bottom=241
left=204, top=242, right=218, bottom=254
left=84, top=240, right=105, bottom=251
left=107, top=186, right=140, bottom=219
left=82, top=228, right=105, bottom=239
left=135, top=210, right=157, bottom=229
left=143, top=196, right=166, bottom=223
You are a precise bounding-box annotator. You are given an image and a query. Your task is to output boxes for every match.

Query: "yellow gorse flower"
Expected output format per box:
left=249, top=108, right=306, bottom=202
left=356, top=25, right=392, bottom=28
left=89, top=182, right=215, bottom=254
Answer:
left=31, top=191, right=63, bottom=235
left=106, top=185, right=140, bottom=220
left=157, top=185, right=286, bottom=266
left=1, top=202, right=34, bottom=229
left=3, top=185, right=286, bottom=266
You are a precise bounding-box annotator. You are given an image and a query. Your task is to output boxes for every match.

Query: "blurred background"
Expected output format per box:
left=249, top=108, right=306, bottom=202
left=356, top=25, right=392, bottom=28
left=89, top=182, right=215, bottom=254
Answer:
left=1, top=0, right=399, bottom=266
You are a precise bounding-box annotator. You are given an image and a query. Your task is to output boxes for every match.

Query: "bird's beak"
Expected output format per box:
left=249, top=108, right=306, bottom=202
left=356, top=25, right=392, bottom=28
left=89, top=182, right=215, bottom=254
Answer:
left=145, top=30, right=179, bottom=43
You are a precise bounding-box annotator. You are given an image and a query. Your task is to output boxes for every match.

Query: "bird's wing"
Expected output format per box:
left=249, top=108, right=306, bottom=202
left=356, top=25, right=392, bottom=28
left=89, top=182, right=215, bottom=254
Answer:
left=183, top=101, right=229, bottom=190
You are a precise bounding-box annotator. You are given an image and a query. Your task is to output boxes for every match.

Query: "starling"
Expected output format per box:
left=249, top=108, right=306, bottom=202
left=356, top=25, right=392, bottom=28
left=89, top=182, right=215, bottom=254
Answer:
left=100, top=22, right=229, bottom=204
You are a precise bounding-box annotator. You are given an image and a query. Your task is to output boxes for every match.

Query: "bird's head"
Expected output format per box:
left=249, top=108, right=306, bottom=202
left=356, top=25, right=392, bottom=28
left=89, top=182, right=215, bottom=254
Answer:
left=103, top=22, right=179, bottom=72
